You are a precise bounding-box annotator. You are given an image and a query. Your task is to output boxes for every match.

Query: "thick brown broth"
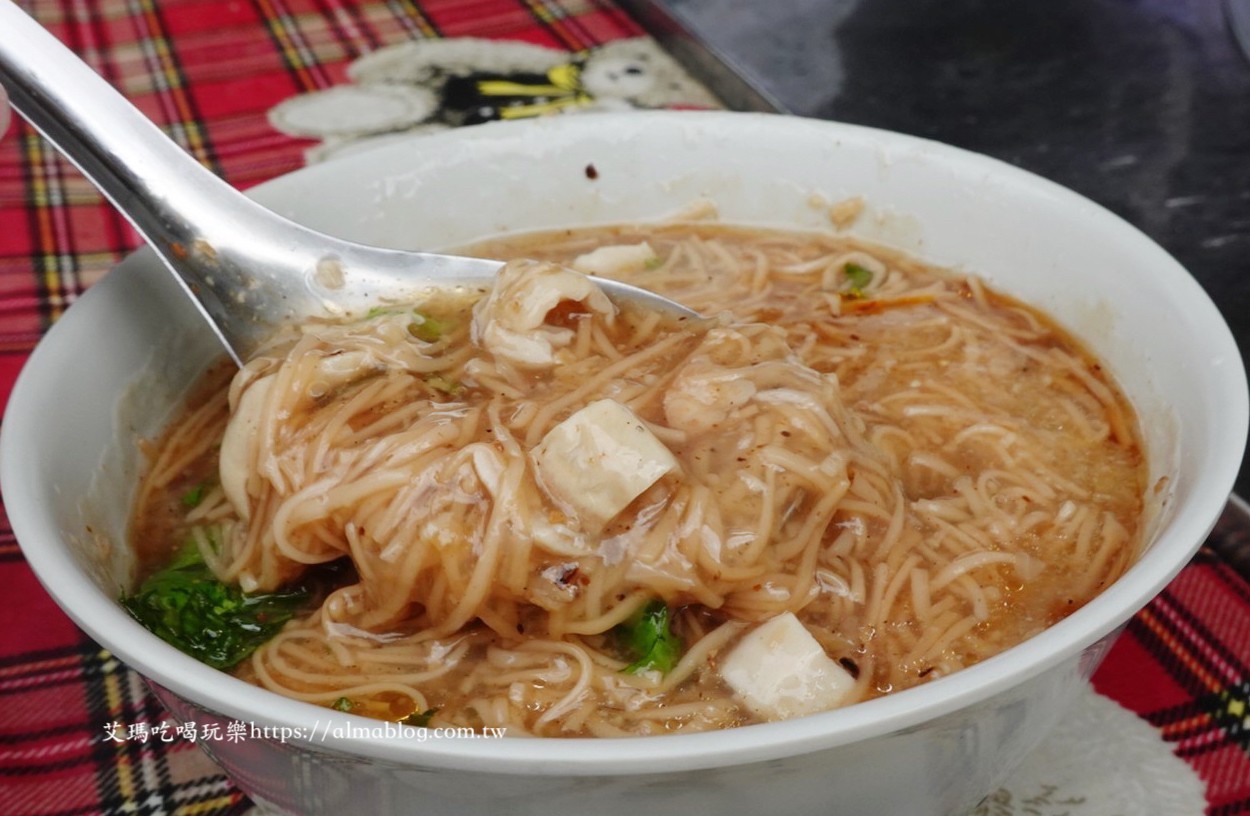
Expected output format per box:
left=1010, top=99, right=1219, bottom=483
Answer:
left=129, top=224, right=1145, bottom=736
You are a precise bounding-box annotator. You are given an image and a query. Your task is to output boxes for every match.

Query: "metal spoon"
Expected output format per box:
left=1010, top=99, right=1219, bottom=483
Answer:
left=0, top=4, right=694, bottom=366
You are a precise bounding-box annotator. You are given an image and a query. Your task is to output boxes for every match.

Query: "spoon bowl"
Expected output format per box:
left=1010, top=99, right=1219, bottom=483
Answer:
left=0, top=3, right=693, bottom=366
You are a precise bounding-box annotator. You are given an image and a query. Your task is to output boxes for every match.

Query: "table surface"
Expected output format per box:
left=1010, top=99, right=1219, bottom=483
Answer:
left=0, top=1, right=1248, bottom=815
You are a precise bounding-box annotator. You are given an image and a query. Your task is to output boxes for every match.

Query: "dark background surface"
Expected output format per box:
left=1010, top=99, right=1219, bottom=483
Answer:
left=658, top=0, right=1250, bottom=497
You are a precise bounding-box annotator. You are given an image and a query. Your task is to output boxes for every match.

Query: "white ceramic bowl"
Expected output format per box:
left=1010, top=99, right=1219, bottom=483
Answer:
left=4, top=112, right=1246, bottom=816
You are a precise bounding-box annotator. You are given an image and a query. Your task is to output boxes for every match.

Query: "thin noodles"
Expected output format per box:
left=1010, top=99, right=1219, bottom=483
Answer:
left=129, top=224, right=1146, bottom=737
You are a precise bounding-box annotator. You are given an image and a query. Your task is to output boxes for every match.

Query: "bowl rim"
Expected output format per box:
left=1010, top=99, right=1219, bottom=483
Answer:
left=3, top=110, right=1246, bottom=774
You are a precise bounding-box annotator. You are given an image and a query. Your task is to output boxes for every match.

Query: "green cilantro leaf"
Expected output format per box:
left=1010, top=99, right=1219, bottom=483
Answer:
left=843, top=262, right=873, bottom=297
left=615, top=599, right=682, bottom=674
left=121, top=537, right=308, bottom=670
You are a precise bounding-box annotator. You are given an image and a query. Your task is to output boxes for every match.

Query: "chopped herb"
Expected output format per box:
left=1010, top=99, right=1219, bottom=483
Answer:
left=399, top=708, right=437, bottom=727
left=121, top=538, right=308, bottom=670
left=425, top=375, right=463, bottom=396
left=180, top=482, right=208, bottom=509
left=644, top=256, right=664, bottom=270
left=331, top=697, right=355, bottom=712
left=615, top=599, right=681, bottom=674
left=408, top=310, right=450, bottom=342
left=365, top=306, right=399, bottom=320
left=843, top=262, right=874, bottom=298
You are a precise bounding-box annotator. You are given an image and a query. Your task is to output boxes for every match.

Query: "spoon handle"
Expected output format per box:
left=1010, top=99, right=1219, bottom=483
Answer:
left=0, top=1, right=294, bottom=358
left=0, top=3, right=509, bottom=363
left=0, top=3, right=695, bottom=362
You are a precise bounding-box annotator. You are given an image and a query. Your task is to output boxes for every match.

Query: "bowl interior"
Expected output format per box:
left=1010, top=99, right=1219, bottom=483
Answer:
left=3, top=111, right=1246, bottom=771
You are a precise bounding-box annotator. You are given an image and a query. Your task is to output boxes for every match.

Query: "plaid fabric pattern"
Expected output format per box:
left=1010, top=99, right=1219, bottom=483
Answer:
left=0, top=1, right=1248, bottom=814
left=1093, top=509, right=1250, bottom=815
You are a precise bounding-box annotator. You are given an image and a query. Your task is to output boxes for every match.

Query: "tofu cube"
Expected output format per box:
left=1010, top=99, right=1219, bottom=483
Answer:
left=532, top=399, right=678, bottom=528
left=720, top=612, right=856, bottom=721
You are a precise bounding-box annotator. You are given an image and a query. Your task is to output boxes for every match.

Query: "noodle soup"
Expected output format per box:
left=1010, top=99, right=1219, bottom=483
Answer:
left=126, top=224, right=1145, bottom=737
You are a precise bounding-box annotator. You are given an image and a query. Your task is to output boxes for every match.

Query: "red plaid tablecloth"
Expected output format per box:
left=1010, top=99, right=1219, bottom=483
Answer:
left=0, top=1, right=1248, bottom=814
